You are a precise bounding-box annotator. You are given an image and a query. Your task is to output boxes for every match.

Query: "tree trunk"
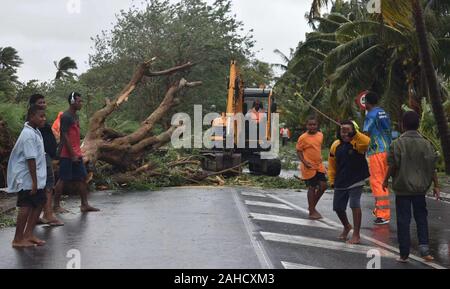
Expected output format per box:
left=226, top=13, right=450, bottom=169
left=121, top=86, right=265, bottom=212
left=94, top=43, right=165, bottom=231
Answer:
left=80, top=59, right=202, bottom=175
left=411, top=0, right=450, bottom=174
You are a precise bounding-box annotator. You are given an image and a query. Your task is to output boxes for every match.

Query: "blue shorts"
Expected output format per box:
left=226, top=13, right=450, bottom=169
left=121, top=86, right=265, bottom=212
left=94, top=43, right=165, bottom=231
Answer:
left=59, top=158, right=87, bottom=182
left=333, top=186, right=363, bottom=212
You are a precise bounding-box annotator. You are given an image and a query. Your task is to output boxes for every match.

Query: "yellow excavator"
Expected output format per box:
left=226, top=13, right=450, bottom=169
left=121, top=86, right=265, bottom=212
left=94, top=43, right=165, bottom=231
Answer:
left=201, top=60, right=282, bottom=176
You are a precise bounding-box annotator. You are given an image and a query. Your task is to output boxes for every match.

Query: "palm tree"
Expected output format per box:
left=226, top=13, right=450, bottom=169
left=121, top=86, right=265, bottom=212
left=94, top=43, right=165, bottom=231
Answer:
left=410, top=0, right=450, bottom=174
left=0, top=47, right=23, bottom=70
left=307, top=0, right=450, bottom=174
left=54, top=56, right=78, bottom=80
left=273, top=49, right=295, bottom=72
left=0, top=47, right=22, bottom=100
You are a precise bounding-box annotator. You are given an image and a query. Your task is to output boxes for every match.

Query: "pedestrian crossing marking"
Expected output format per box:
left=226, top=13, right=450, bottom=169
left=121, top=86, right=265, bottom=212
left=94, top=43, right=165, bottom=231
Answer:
left=265, top=193, right=447, bottom=269
left=241, top=191, right=266, bottom=198
left=261, top=232, right=397, bottom=258
left=281, top=261, right=323, bottom=269
left=244, top=200, right=293, bottom=210
left=249, top=213, right=334, bottom=229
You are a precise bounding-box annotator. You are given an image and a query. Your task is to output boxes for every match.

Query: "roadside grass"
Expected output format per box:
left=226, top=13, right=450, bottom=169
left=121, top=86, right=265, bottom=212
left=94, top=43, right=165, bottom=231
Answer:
left=0, top=209, right=16, bottom=228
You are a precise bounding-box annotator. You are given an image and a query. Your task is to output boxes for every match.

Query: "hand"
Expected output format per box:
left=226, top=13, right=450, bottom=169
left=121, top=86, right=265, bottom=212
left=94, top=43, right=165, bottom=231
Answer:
left=303, top=161, right=313, bottom=169
left=31, top=183, right=37, bottom=195
left=433, top=187, right=441, bottom=200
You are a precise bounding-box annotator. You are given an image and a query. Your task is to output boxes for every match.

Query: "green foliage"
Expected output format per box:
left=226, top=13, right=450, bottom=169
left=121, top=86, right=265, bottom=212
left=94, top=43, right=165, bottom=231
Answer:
left=54, top=57, right=78, bottom=81
left=0, top=47, right=23, bottom=101
left=277, top=0, right=450, bottom=150
left=225, top=174, right=305, bottom=190
left=0, top=209, right=16, bottom=228
left=0, top=104, right=27, bottom=136
left=86, top=0, right=256, bottom=123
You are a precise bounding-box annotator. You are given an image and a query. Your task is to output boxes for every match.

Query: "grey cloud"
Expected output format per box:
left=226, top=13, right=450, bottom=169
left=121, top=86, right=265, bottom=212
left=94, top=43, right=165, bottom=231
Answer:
left=0, top=0, right=312, bottom=82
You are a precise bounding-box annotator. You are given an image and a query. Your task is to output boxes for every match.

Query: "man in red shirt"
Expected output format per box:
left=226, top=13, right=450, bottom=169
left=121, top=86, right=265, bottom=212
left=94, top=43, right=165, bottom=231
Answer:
left=54, top=92, right=99, bottom=213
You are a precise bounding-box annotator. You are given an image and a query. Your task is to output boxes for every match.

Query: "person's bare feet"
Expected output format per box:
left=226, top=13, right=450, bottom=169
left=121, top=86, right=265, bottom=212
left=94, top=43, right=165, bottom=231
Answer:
left=338, top=225, right=352, bottom=241
left=423, top=255, right=434, bottom=262
left=42, top=216, right=64, bottom=226
left=346, top=234, right=361, bottom=245
left=12, top=240, right=36, bottom=248
left=309, top=210, right=323, bottom=220
left=26, top=236, right=46, bottom=246
left=80, top=205, right=100, bottom=212
left=54, top=206, right=69, bottom=214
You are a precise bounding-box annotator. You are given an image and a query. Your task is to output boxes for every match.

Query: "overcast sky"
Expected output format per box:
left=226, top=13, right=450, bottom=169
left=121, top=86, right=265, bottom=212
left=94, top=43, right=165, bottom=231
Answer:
left=0, top=0, right=313, bottom=82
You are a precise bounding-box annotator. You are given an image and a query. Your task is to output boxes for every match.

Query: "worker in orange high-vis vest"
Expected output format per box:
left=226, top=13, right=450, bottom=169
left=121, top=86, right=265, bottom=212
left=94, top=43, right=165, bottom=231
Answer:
left=363, top=91, right=392, bottom=225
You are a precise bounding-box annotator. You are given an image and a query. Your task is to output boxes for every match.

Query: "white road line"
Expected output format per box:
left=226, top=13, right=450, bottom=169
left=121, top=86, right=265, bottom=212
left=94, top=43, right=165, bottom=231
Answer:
left=261, top=232, right=397, bottom=258
left=266, top=193, right=447, bottom=270
left=249, top=213, right=334, bottom=229
left=426, top=194, right=450, bottom=204
left=281, top=261, right=324, bottom=269
left=232, top=191, right=273, bottom=269
left=241, top=191, right=267, bottom=198
left=245, top=200, right=293, bottom=210
left=438, top=192, right=450, bottom=199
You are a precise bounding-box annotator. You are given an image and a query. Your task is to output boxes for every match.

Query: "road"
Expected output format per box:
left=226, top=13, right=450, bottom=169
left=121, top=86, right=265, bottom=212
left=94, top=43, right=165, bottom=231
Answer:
left=0, top=187, right=449, bottom=269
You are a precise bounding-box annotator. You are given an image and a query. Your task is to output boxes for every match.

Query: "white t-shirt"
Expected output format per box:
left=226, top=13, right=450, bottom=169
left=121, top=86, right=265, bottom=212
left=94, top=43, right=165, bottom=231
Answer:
left=7, top=122, right=47, bottom=193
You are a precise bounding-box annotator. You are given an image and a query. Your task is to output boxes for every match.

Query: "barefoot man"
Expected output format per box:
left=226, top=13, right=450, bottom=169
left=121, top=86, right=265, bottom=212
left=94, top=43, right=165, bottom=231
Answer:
left=54, top=92, right=99, bottom=213
left=328, top=121, right=370, bottom=244
left=296, top=116, right=327, bottom=219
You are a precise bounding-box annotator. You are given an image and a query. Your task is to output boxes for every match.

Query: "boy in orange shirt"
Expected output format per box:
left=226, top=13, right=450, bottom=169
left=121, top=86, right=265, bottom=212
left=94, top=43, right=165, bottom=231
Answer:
left=296, top=116, right=327, bottom=219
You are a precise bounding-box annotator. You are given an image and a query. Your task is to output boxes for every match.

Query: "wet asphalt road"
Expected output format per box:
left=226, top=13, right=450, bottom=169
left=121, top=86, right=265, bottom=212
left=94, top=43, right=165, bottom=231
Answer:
left=0, top=187, right=448, bottom=269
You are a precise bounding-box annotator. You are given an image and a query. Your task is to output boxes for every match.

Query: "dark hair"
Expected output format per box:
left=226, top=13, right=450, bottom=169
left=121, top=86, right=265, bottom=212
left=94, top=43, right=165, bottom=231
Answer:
left=306, top=115, right=319, bottom=124
left=28, top=93, right=44, bottom=107
left=402, top=111, right=420, bottom=131
left=337, top=120, right=356, bottom=140
left=27, top=105, right=45, bottom=121
left=68, top=92, right=81, bottom=104
left=365, top=91, right=379, bottom=105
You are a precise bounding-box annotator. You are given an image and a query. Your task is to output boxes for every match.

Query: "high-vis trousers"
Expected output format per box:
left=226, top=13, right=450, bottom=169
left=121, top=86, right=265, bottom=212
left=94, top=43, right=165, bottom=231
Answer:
left=368, top=152, right=391, bottom=220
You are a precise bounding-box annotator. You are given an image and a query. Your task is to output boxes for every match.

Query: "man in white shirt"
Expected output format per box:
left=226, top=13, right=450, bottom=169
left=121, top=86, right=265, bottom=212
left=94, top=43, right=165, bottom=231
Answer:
left=7, top=105, right=47, bottom=248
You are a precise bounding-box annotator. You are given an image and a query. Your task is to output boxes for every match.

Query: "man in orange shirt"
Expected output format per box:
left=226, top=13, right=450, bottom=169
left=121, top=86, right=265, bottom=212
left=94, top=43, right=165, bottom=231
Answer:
left=296, top=116, right=327, bottom=219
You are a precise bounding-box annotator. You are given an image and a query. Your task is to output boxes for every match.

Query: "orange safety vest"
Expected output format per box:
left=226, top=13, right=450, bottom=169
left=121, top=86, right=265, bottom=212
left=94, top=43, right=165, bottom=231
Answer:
left=52, top=111, right=64, bottom=143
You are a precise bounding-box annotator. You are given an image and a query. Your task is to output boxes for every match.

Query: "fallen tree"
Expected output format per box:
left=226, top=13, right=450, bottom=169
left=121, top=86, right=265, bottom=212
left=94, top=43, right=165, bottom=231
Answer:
left=80, top=59, right=216, bottom=186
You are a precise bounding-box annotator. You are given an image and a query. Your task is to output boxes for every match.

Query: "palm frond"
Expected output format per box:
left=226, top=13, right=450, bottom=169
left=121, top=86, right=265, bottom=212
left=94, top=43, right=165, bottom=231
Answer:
left=329, top=44, right=382, bottom=86
left=335, top=20, right=408, bottom=46
left=325, top=34, right=380, bottom=75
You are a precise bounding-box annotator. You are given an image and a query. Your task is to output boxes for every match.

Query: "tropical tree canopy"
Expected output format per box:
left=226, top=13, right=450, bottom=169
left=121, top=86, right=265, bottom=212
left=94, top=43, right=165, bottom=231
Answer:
left=54, top=56, right=78, bottom=80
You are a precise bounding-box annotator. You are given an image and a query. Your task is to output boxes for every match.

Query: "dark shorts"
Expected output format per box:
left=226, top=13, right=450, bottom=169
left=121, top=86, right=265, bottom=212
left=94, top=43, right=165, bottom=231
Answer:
left=17, top=189, right=47, bottom=208
left=304, top=172, right=327, bottom=188
left=59, top=158, right=87, bottom=182
left=333, top=186, right=363, bottom=212
left=45, top=154, right=55, bottom=190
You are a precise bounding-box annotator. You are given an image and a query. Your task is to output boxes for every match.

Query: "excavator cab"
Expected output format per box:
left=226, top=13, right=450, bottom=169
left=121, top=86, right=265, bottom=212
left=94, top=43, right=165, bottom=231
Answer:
left=202, top=61, right=281, bottom=176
